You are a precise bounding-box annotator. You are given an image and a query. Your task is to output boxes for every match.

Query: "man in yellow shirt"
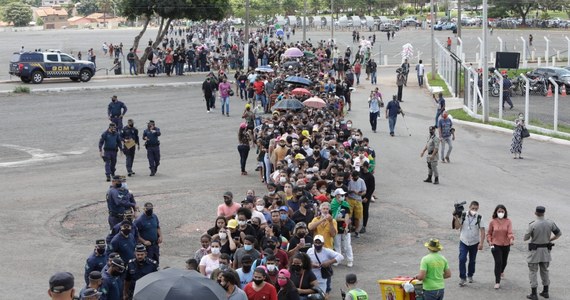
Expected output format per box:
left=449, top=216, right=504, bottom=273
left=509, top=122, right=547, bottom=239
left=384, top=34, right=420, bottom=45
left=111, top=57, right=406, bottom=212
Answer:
left=309, top=202, right=338, bottom=249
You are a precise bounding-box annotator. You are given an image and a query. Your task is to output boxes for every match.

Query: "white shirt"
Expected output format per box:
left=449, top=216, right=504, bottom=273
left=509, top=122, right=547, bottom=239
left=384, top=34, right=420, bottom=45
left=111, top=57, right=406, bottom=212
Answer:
left=416, top=63, right=425, bottom=76
left=251, top=210, right=267, bottom=224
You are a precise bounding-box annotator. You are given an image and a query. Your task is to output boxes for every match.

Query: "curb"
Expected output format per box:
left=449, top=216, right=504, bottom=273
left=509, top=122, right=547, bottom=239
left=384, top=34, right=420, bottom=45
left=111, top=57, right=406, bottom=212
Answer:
left=0, top=81, right=204, bottom=94
left=453, top=119, right=570, bottom=146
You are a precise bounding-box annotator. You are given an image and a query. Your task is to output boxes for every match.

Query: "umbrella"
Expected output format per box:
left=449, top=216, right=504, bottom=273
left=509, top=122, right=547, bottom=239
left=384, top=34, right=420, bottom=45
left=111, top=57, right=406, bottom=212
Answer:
left=272, top=98, right=304, bottom=110
left=276, top=28, right=284, bottom=37
left=284, top=47, right=304, bottom=57
left=292, top=88, right=311, bottom=96
left=304, top=96, right=326, bottom=108
left=255, top=65, right=274, bottom=73
left=282, top=61, right=301, bottom=69
left=303, top=51, right=316, bottom=58
left=133, top=269, right=226, bottom=300
left=285, top=76, right=312, bottom=86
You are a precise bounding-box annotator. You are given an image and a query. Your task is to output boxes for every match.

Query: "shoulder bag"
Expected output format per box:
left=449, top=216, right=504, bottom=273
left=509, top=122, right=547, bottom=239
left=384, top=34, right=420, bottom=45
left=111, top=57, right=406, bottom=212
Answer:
left=521, top=127, right=530, bottom=138
left=315, top=251, right=333, bottom=279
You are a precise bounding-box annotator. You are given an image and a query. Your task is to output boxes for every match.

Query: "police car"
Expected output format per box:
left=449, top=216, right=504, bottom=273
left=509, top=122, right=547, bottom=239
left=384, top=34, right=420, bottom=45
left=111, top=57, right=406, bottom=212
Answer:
left=9, top=50, right=96, bottom=84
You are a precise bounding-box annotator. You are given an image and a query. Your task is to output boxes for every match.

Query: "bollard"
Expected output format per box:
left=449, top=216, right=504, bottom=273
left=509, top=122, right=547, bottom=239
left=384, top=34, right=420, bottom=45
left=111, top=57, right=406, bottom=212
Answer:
left=384, top=55, right=388, bottom=66
left=531, top=51, right=535, bottom=61
left=557, top=50, right=561, bottom=61
left=537, top=57, right=541, bottom=67
left=552, top=56, right=556, bottom=67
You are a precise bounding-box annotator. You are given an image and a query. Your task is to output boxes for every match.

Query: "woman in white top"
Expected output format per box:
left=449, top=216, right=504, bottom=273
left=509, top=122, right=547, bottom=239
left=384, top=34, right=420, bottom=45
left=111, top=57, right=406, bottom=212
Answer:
left=199, top=239, right=222, bottom=277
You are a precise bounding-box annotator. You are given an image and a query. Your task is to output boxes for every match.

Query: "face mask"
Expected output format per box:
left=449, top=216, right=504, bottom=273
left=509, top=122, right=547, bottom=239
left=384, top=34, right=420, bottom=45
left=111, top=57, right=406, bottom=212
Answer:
left=278, top=278, right=288, bottom=287
left=115, top=183, right=122, bottom=188
left=280, top=214, right=287, bottom=221
left=110, top=269, right=121, bottom=276
left=303, top=145, right=309, bottom=149
left=306, top=174, right=313, bottom=180
left=219, top=232, right=227, bottom=240
left=224, top=199, right=232, bottom=205
left=242, top=265, right=252, bottom=273
left=238, top=220, right=247, bottom=226
left=211, top=247, right=221, bottom=255
left=121, top=228, right=131, bottom=236
left=297, top=232, right=306, bottom=238
left=336, top=180, right=343, bottom=185
left=319, top=189, right=326, bottom=194
left=347, top=123, right=352, bottom=129
left=220, top=281, right=228, bottom=290
left=267, top=264, right=277, bottom=272
left=276, top=201, right=283, bottom=206
left=470, top=210, right=477, bottom=216
left=314, top=245, right=323, bottom=251
left=280, top=177, right=287, bottom=183
left=145, top=209, right=153, bottom=216
left=253, top=279, right=264, bottom=286
left=121, top=183, right=128, bottom=189
left=268, top=191, right=275, bottom=195
left=244, top=244, right=253, bottom=251
left=219, top=263, right=228, bottom=271
left=497, top=212, right=505, bottom=219
left=337, top=195, right=345, bottom=200
left=267, top=243, right=276, bottom=250
left=96, top=247, right=105, bottom=255
left=291, top=264, right=302, bottom=272
left=256, top=205, right=265, bottom=212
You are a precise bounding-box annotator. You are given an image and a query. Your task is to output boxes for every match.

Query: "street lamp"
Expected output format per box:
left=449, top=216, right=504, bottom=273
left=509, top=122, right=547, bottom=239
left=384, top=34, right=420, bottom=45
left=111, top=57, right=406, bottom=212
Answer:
left=303, top=0, right=307, bottom=42
left=430, top=0, right=435, bottom=80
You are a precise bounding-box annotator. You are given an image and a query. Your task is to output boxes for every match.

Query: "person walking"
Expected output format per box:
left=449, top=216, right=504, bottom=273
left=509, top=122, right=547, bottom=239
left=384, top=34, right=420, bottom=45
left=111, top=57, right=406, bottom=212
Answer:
left=343, top=273, right=369, bottom=300
left=385, top=95, right=402, bottom=137
left=421, top=126, right=440, bottom=184
left=369, top=59, right=377, bottom=85
left=218, top=76, right=232, bottom=117
left=368, top=91, right=381, bottom=133
left=438, top=111, right=454, bottom=163
left=237, top=122, right=252, bottom=175
left=396, top=68, right=406, bottom=102
left=276, top=269, right=300, bottom=300
left=353, top=61, right=361, bottom=85
left=446, top=37, right=452, bottom=51
left=414, top=239, right=451, bottom=300
left=107, top=95, right=128, bottom=132
left=401, top=58, right=410, bottom=86
left=487, top=204, right=514, bottom=289
left=416, top=60, right=425, bottom=87
left=502, top=74, right=514, bottom=110
left=434, top=92, right=446, bottom=127
left=203, top=77, right=214, bottom=113
left=121, top=119, right=139, bottom=177
left=453, top=201, right=484, bottom=286
left=524, top=206, right=562, bottom=300
left=142, top=120, right=161, bottom=176
left=99, top=123, right=122, bottom=182
left=510, top=113, right=526, bottom=159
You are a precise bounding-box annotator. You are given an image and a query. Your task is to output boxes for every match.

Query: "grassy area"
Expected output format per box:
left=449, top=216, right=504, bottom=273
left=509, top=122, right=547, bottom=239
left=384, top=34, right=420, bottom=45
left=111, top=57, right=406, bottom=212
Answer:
left=13, top=86, right=30, bottom=94
left=426, top=72, right=452, bottom=97
left=448, top=108, right=570, bottom=141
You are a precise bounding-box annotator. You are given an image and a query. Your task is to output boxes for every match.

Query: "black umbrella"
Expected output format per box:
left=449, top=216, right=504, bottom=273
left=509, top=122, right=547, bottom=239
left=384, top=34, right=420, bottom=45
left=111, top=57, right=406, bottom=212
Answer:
left=133, top=269, right=226, bottom=300
left=272, top=98, right=305, bottom=111
left=284, top=76, right=312, bottom=86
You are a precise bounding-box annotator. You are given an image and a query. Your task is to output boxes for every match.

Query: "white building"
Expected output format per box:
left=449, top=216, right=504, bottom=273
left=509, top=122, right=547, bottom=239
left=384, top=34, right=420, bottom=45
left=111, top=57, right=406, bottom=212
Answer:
left=41, top=0, right=72, bottom=6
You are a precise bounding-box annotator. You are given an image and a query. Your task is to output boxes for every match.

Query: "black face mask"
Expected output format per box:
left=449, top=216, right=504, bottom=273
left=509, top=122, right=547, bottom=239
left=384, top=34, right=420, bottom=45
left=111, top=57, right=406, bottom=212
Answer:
left=110, top=269, right=122, bottom=276
left=297, top=232, right=306, bottom=238
left=115, top=183, right=122, bottom=188
left=253, top=279, right=264, bottom=286
left=336, top=180, right=343, bottom=185
left=121, top=228, right=131, bottom=236
left=145, top=209, right=153, bottom=216
left=267, top=243, right=276, bottom=250
left=224, top=199, right=232, bottom=205
left=242, top=265, right=252, bottom=273
left=251, top=223, right=259, bottom=229
left=276, top=201, right=283, bottom=206
left=291, top=264, right=302, bottom=272
left=314, top=245, right=323, bottom=251
left=96, top=247, right=105, bottom=255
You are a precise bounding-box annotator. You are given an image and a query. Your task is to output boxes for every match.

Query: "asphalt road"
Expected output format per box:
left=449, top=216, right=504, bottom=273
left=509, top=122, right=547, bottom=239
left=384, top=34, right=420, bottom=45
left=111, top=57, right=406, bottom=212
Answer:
left=0, top=67, right=569, bottom=299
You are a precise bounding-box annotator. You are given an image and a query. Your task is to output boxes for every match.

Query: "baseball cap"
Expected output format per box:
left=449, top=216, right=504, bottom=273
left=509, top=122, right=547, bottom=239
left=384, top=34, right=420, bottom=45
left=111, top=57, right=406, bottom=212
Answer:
left=227, top=219, right=238, bottom=229
left=294, top=153, right=306, bottom=160
left=82, top=288, right=102, bottom=297
left=294, top=222, right=307, bottom=230
left=95, top=239, right=105, bottom=247
left=242, top=195, right=255, bottom=204
left=49, top=272, right=74, bottom=293
left=111, top=257, right=125, bottom=270
left=278, top=206, right=289, bottom=212
left=88, top=271, right=102, bottom=281
left=135, top=244, right=147, bottom=252
left=223, top=191, right=233, bottom=198
left=346, top=273, right=358, bottom=284
left=332, top=188, right=347, bottom=196
left=314, top=235, right=324, bottom=243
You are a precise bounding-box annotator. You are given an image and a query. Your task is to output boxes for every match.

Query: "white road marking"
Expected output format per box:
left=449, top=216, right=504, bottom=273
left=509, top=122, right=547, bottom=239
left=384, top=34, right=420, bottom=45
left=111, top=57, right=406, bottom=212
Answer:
left=0, top=144, right=86, bottom=168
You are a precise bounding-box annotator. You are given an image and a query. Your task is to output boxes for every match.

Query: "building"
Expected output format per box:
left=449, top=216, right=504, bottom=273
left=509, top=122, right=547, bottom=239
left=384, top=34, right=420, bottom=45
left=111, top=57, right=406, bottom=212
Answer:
left=41, top=0, right=72, bottom=6
left=34, top=6, right=69, bottom=29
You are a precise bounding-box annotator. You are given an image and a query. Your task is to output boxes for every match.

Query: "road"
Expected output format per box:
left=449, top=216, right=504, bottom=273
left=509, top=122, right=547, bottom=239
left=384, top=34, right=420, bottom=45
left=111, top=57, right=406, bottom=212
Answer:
left=0, top=67, right=569, bottom=299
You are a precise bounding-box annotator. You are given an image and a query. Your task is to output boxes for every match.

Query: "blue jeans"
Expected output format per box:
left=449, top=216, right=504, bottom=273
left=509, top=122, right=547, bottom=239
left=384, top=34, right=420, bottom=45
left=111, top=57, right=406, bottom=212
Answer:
left=221, top=96, right=230, bottom=114
left=418, top=74, right=424, bottom=87
left=459, top=242, right=479, bottom=279
left=388, top=116, right=397, bottom=134
left=435, top=110, right=442, bottom=127
left=371, top=71, right=377, bottom=84
left=424, top=289, right=445, bottom=300
left=256, top=94, right=267, bottom=111
left=129, top=61, right=137, bottom=75
left=356, top=73, right=360, bottom=84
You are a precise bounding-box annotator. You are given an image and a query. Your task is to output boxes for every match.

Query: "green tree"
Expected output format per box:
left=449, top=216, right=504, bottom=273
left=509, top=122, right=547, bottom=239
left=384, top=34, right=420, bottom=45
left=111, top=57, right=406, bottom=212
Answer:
left=2, top=2, right=33, bottom=27
left=77, top=0, right=100, bottom=16
left=493, top=0, right=535, bottom=26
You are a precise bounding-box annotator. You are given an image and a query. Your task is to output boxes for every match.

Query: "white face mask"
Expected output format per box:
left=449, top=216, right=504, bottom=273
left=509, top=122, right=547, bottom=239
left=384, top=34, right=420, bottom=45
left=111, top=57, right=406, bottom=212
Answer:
left=280, top=177, right=287, bottom=183
left=470, top=210, right=477, bottom=216
left=256, top=205, right=265, bottom=212
left=211, top=247, right=221, bottom=255
left=497, top=212, right=505, bottom=219
left=238, top=220, right=247, bottom=226
left=266, top=264, right=277, bottom=272
left=219, top=232, right=227, bottom=240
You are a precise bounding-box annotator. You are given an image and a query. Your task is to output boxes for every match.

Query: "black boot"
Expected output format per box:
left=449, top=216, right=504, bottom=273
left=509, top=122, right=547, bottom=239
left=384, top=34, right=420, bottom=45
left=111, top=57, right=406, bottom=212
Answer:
left=150, top=168, right=156, bottom=176
left=423, top=175, right=432, bottom=183
left=539, top=286, right=549, bottom=298
left=434, top=177, right=439, bottom=184
left=527, top=288, right=538, bottom=300
left=106, top=175, right=111, bottom=182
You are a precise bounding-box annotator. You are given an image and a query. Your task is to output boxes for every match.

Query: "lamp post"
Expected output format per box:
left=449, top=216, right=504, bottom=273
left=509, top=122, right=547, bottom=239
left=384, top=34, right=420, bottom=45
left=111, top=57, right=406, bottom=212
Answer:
left=330, top=0, right=334, bottom=43
left=430, top=0, right=435, bottom=80
left=482, top=0, right=489, bottom=123
left=243, top=0, right=250, bottom=71
left=303, top=0, right=307, bottom=43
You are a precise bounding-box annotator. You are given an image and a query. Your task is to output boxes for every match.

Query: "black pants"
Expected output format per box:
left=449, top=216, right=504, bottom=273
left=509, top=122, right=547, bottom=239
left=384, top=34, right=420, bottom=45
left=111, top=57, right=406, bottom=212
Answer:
left=397, top=85, right=403, bottom=101
left=205, top=94, right=212, bottom=111
left=502, top=92, right=513, bottom=109
left=237, top=144, right=250, bottom=172
left=369, top=112, right=379, bottom=131
left=491, top=245, right=510, bottom=283
left=362, top=197, right=370, bottom=227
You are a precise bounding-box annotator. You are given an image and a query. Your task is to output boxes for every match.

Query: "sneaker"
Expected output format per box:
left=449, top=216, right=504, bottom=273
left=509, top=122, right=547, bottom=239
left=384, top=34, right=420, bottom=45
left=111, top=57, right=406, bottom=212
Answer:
left=468, top=277, right=473, bottom=283
left=446, top=157, right=450, bottom=163
left=347, top=261, right=353, bottom=268
left=494, top=283, right=500, bottom=289
left=359, top=227, right=366, bottom=234
left=459, top=279, right=466, bottom=287
left=354, top=232, right=360, bottom=238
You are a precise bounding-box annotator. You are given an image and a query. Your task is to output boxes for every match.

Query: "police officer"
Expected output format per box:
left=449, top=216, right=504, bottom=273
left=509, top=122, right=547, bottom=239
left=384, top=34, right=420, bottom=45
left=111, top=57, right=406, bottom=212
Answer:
left=106, top=176, right=136, bottom=229
left=420, top=126, right=440, bottom=184
left=124, top=244, right=158, bottom=299
left=108, top=221, right=137, bottom=264
left=101, top=257, right=126, bottom=300
left=134, top=202, right=162, bottom=264
left=107, top=95, right=128, bottom=131
left=121, top=119, right=139, bottom=177
left=343, top=273, right=368, bottom=300
left=524, top=206, right=562, bottom=300
left=142, top=120, right=161, bottom=176
left=84, top=240, right=107, bottom=285
left=99, top=123, right=123, bottom=182
left=79, top=271, right=103, bottom=299
left=105, top=209, right=139, bottom=246
left=48, top=271, right=75, bottom=300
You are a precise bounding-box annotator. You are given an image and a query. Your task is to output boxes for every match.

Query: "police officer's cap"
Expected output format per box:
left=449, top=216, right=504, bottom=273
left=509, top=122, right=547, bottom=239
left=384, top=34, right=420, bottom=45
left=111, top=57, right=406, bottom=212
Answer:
left=144, top=202, right=153, bottom=209
left=111, top=257, right=125, bottom=269
left=111, top=95, right=118, bottom=99
left=345, top=273, right=358, bottom=284
left=135, top=244, right=147, bottom=252
left=109, top=122, right=117, bottom=128
left=536, top=206, right=546, bottom=213
left=108, top=252, right=120, bottom=259
left=95, top=239, right=105, bottom=247
left=148, top=120, right=155, bottom=124
left=112, top=175, right=122, bottom=181
left=83, top=288, right=102, bottom=297
left=49, top=272, right=74, bottom=293
left=120, top=220, right=132, bottom=227
left=88, top=271, right=102, bottom=280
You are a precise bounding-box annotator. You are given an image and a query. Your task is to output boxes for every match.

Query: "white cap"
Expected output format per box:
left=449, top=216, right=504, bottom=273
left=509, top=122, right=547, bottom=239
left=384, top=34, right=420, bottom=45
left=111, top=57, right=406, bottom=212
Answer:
left=314, top=235, right=324, bottom=243
left=332, top=188, right=347, bottom=196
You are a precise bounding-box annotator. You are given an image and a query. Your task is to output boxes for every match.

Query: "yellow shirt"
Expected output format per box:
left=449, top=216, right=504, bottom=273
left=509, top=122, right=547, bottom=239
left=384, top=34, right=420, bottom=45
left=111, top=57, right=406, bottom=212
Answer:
left=309, top=216, right=338, bottom=249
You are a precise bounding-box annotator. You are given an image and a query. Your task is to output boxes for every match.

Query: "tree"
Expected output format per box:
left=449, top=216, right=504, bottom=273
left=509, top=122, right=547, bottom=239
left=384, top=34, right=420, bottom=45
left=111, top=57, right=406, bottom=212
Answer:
left=493, top=0, right=535, bottom=26
left=77, top=0, right=100, bottom=16
left=2, top=2, right=33, bottom=27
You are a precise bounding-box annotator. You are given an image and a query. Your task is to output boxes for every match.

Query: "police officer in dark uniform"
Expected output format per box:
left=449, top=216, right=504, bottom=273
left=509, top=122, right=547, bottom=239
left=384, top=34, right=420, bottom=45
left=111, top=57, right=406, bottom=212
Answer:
left=124, top=244, right=158, bottom=299
left=106, top=209, right=139, bottom=246
left=106, top=176, right=137, bottom=229
left=99, top=123, right=123, bottom=182
left=121, top=119, right=139, bottom=177
left=107, top=95, right=128, bottom=131
left=134, top=202, right=162, bottom=264
left=101, top=257, right=126, bottom=300
left=524, top=206, right=562, bottom=300
left=84, top=240, right=107, bottom=285
left=108, top=221, right=137, bottom=264
left=79, top=271, right=103, bottom=299
left=142, top=120, right=161, bottom=176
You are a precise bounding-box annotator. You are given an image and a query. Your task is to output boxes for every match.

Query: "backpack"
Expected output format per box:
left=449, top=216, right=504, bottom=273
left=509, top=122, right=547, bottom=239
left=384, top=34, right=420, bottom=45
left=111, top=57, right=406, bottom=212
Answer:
left=461, top=212, right=482, bottom=227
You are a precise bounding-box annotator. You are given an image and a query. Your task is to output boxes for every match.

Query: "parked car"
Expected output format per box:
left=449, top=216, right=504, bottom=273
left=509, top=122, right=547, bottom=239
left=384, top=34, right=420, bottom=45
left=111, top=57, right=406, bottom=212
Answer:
left=529, top=67, right=570, bottom=90
left=9, top=50, right=95, bottom=84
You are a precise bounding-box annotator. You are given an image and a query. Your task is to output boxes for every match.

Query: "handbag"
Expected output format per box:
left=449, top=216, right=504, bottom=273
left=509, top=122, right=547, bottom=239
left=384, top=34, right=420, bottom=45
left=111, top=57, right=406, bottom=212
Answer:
left=521, top=127, right=530, bottom=138
left=229, top=89, right=234, bottom=96
left=315, top=251, right=333, bottom=279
